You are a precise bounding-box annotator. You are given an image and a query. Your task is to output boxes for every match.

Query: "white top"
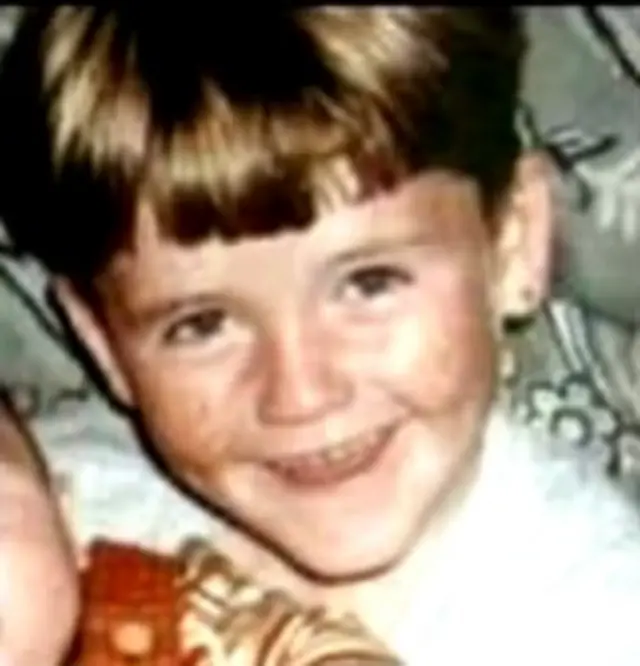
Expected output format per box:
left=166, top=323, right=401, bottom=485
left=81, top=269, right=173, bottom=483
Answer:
left=31, top=398, right=640, bottom=665
left=391, top=410, right=640, bottom=664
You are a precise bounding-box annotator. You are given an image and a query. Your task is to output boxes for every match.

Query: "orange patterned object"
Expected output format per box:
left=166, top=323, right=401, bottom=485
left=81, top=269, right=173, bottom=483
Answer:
left=69, top=539, right=401, bottom=666
left=73, top=541, right=201, bottom=666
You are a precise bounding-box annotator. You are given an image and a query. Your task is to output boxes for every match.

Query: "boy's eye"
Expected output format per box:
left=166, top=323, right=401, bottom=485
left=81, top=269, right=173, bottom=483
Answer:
left=340, top=265, right=413, bottom=302
left=163, top=308, right=228, bottom=345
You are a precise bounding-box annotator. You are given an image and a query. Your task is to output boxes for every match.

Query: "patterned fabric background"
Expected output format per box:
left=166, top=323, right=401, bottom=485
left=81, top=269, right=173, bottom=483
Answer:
left=513, top=8, right=640, bottom=495
left=524, top=8, right=640, bottom=324
left=0, top=7, right=639, bottom=493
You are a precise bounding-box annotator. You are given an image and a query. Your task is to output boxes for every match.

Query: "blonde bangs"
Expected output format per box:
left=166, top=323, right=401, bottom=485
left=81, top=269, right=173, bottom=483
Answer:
left=143, top=90, right=406, bottom=241
left=40, top=7, right=415, bottom=248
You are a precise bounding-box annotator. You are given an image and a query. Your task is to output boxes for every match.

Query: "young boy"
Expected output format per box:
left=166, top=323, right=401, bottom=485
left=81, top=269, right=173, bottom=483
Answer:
left=2, top=7, right=640, bottom=664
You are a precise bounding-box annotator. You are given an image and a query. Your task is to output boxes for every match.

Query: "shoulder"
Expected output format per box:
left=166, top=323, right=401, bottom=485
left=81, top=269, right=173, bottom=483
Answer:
left=484, top=413, right=640, bottom=663
left=485, top=409, right=640, bottom=550
left=480, top=410, right=640, bottom=583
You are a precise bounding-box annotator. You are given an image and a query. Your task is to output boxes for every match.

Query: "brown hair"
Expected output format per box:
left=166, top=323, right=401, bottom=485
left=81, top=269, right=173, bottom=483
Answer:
left=0, top=7, right=526, bottom=286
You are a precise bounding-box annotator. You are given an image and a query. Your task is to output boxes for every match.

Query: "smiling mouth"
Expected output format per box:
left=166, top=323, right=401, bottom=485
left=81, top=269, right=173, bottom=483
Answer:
left=264, top=425, right=397, bottom=489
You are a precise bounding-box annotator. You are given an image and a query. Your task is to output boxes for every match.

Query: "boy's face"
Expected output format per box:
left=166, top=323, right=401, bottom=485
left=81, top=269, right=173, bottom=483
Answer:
left=60, top=164, right=551, bottom=581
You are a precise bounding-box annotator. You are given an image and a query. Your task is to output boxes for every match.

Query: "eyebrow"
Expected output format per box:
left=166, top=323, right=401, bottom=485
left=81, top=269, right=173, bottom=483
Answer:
left=325, top=232, right=434, bottom=270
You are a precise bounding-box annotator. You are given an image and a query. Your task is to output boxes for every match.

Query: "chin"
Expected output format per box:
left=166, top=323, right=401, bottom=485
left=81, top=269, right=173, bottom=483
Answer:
left=281, top=531, right=412, bottom=585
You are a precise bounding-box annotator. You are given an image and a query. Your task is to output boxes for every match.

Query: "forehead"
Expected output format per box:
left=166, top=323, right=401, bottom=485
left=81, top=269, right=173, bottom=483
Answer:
left=98, top=171, right=485, bottom=304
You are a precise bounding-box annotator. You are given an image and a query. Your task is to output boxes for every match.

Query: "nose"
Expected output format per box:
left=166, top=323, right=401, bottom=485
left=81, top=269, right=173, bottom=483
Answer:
left=256, top=323, right=352, bottom=426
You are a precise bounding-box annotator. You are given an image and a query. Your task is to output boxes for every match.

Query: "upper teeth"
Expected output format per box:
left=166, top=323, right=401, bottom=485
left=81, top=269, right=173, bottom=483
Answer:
left=324, top=434, right=374, bottom=462
left=277, top=433, right=376, bottom=469
left=322, top=442, right=356, bottom=463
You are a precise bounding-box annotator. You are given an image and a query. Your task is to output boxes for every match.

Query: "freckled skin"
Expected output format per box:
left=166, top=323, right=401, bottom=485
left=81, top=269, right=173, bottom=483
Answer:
left=77, top=171, right=508, bottom=594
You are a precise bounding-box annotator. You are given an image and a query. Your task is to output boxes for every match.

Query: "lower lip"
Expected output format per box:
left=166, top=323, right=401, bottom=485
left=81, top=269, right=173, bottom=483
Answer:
left=264, top=426, right=397, bottom=490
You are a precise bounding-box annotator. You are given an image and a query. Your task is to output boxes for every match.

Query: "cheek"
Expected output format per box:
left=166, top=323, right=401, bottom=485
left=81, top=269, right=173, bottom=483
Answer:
left=385, top=266, right=497, bottom=409
left=120, top=357, right=238, bottom=477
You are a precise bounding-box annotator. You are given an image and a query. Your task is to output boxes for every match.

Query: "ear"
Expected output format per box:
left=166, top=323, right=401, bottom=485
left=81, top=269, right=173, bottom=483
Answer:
left=52, top=278, right=134, bottom=407
left=492, top=151, right=554, bottom=320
